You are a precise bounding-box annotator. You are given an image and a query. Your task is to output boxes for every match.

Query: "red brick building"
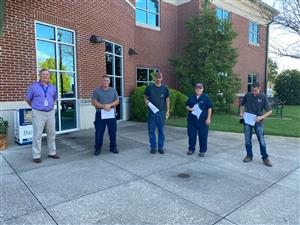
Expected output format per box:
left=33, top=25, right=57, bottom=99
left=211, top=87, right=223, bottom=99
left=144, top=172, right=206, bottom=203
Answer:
left=0, top=0, right=277, bottom=140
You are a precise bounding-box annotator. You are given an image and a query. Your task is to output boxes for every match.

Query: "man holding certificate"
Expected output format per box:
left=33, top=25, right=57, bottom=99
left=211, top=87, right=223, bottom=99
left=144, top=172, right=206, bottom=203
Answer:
left=92, top=75, right=119, bottom=155
left=240, top=82, right=273, bottom=167
left=185, top=83, right=212, bottom=157
left=144, top=72, right=170, bottom=154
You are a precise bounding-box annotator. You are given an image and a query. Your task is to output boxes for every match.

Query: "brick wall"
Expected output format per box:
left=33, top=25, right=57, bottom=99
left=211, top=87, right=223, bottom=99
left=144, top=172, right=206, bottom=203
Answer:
left=231, top=13, right=267, bottom=93
left=0, top=0, right=268, bottom=103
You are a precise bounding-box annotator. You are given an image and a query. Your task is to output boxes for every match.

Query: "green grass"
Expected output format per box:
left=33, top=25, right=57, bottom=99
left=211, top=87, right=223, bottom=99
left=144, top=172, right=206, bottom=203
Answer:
left=166, top=105, right=300, bottom=137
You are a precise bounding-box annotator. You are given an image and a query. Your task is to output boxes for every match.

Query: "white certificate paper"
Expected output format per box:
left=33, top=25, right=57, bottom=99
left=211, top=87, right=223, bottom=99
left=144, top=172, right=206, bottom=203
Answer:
left=243, top=112, right=256, bottom=126
left=191, top=104, right=202, bottom=119
left=101, top=108, right=115, bottom=119
left=148, top=102, right=159, bottom=114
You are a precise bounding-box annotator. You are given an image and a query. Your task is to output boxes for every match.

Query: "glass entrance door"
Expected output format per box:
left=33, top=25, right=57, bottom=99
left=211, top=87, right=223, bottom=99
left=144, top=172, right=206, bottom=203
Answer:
left=35, top=22, right=78, bottom=132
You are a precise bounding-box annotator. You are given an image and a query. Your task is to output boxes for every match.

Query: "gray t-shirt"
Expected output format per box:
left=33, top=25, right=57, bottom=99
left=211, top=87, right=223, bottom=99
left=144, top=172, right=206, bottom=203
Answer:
left=144, top=84, right=169, bottom=112
left=91, top=87, right=118, bottom=111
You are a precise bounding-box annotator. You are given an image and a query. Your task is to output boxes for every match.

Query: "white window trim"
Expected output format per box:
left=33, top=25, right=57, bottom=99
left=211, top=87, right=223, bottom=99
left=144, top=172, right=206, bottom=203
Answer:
left=249, top=21, right=260, bottom=46
left=34, top=20, right=78, bottom=132
left=247, top=73, right=259, bottom=91
left=216, top=7, right=231, bottom=21
left=136, top=0, right=161, bottom=29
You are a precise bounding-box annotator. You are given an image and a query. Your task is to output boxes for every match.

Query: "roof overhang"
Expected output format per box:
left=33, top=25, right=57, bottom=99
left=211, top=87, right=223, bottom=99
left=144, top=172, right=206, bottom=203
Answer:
left=212, top=0, right=279, bottom=25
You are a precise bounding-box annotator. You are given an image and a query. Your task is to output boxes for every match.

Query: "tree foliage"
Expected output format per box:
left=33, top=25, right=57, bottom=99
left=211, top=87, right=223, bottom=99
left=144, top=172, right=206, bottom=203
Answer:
left=274, top=69, right=300, bottom=105
left=170, top=7, right=241, bottom=111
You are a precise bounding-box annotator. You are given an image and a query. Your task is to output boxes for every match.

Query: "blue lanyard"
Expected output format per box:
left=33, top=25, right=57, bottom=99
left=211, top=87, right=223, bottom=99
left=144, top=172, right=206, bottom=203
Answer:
left=39, top=82, right=49, bottom=97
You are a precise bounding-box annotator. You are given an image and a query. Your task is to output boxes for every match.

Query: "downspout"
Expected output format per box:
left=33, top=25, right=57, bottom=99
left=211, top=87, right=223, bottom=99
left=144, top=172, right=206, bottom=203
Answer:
left=264, top=20, right=272, bottom=94
left=0, top=0, right=4, bottom=37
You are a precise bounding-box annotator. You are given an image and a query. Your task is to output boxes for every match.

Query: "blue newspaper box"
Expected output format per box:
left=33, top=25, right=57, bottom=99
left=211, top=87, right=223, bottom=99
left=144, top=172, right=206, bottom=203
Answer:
left=14, top=108, right=33, bottom=145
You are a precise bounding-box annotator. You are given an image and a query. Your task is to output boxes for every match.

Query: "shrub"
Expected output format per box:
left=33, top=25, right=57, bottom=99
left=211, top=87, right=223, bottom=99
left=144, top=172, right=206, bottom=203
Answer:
left=130, top=85, right=147, bottom=122
left=0, top=117, right=9, bottom=135
left=173, top=89, right=188, bottom=117
left=274, top=69, right=300, bottom=105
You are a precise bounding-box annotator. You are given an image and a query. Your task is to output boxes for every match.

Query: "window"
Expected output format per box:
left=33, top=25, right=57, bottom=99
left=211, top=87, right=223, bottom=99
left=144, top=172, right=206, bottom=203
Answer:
left=136, top=67, right=159, bottom=86
left=105, top=41, right=123, bottom=120
left=216, top=8, right=230, bottom=21
left=247, top=73, right=259, bottom=92
left=35, top=22, right=77, bottom=131
left=136, top=0, right=160, bottom=28
left=249, top=21, right=259, bottom=45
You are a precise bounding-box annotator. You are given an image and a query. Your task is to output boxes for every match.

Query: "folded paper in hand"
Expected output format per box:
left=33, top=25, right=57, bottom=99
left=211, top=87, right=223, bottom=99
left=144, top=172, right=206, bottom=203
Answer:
left=148, top=102, right=159, bottom=114
left=191, top=104, right=202, bottom=119
left=101, top=108, right=115, bottom=119
left=243, top=112, right=256, bottom=126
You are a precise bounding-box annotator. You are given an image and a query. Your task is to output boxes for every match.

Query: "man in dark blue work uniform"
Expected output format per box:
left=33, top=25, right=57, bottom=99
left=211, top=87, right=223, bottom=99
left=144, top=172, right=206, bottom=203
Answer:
left=240, top=82, right=273, bottom=167
left=144, top=72, right=170, bottom=154
left=186, top=83, right=213, bottom=157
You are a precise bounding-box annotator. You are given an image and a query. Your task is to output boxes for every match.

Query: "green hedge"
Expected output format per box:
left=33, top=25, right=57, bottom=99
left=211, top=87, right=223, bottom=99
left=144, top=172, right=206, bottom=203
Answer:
left=130, top=85, right=188, bottom=121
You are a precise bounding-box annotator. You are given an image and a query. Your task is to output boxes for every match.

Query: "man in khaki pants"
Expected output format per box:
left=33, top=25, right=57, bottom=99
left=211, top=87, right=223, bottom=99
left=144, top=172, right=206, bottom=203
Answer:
left=26, top=68, right=59, bottom=163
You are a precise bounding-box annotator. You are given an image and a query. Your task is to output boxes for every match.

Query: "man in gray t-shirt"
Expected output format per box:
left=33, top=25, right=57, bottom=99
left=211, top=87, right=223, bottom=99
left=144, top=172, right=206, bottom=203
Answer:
left=91, top=75, right=119, bottom=155
left=240, top=82, right=273, bottom=167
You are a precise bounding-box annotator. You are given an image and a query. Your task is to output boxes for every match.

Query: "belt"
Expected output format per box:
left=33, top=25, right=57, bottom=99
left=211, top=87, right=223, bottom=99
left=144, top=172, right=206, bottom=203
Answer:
left=32, top=108, right=53, bottom=112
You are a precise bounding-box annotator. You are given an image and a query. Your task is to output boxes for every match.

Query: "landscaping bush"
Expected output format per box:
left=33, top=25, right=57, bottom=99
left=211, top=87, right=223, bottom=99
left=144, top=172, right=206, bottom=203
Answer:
left=274, top=69, right=300, bottom=105
left=173, top=89, right=188, bottom=117
left=130, top=85, right=147, bottom=122
left=130, top=86, right=188, bottom=121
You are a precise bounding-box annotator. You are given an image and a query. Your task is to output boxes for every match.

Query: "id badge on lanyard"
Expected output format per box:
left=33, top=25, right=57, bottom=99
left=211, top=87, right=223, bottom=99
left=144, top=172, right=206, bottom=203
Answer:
left=40, top=83, right=49, bottom=106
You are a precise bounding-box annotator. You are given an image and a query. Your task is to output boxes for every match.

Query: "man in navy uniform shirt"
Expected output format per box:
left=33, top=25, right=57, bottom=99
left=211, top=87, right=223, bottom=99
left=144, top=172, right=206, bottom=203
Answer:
left=240, top=82, right=273, bottom=167
left=144, top=72, right=170, bottom=154
left=185, top=83, right=213, bottom=157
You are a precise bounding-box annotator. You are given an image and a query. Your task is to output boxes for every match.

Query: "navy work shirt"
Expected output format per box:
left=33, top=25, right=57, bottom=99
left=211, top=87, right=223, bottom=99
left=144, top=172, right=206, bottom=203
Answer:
left=185, top=94, right=213, bottom=122
left=144, top=84, right=170, bottom=112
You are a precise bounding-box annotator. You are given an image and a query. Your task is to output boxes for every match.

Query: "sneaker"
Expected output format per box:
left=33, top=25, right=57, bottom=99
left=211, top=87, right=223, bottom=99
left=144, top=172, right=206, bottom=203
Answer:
left=187, top=150, right=194, bottom=155
left=263, top=159, right=273, bottom=167
left=158, top=149, right=165, bottom=154
left=33, top=158, right=42, bottom=163
left=94, top=150, right=101, bottom=156
left=199, top=152, right=205, bottom=157
left=150, top=149, right=156, bottom=154
left=243, top=156, right=252, bottom=163
left=110, top=149, right=119, bottom=154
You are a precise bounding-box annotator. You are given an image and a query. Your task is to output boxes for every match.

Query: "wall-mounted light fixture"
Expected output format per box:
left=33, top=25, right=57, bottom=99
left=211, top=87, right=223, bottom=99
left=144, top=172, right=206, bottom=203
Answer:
left=128, top=48, right=138, bottom=55
left=90, top=35, right=104, bottom=43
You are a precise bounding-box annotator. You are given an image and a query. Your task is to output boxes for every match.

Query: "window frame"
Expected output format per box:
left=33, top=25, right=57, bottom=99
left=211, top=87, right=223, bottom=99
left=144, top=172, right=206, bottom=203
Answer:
left=247, top=73, right=259, bottom=92
left=136, top=67, right=160, bottom=86
left=136, top=0, right=160, bottom=30
left=34, top=20, right=78, bottom=133
left=249, top=21, right=260, bottom=46
left=216, top=7, right=231, bottom=22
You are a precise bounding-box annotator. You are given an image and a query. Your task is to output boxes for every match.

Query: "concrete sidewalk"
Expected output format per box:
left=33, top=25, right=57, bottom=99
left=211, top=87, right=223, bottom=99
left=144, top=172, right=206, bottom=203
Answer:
left=1, top=121, right=299, bottom=225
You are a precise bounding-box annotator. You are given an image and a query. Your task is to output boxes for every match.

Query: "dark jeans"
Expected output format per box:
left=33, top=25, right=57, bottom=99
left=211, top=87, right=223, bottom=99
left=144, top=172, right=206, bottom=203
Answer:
left=147, top=111, right=165, bottom=150
left=94, top=111, right=117, bottom=152
left=244, top=123, right=268, bottom=159
left=187, top=118, right=208, bottom=152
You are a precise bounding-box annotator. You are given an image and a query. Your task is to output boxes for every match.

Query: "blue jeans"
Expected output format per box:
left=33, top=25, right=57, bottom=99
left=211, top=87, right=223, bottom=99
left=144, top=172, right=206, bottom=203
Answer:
left=147, top=111, right=165, bottom=150
left=187, top=118, right=208, bottom=152
left=244, top=123, right=268, bottom=159
left=94, top=111, right=117, bottom=152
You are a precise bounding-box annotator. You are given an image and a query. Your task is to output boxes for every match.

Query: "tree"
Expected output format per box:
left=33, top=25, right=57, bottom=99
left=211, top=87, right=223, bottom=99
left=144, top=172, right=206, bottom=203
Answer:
left=170, top=6, right=241, bottom=111
left=267, top=58, right=278, bottom=87
left=257, top=0, right=300, bottom=59
left=39, top=58, right=72, bottom=94
left=274, top=69, right=300, bottom=105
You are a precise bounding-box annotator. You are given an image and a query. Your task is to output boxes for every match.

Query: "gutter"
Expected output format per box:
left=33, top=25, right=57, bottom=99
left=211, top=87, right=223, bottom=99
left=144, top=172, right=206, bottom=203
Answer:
left=264, top=20, right=272, bottom=94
